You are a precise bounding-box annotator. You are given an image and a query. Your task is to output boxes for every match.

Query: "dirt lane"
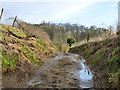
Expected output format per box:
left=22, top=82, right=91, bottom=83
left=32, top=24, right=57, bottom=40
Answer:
left=3, top=53, right=93, bottom=88
left=30, top=56, right=81, bottom=88
left=28, top=53, right=93, bottom=88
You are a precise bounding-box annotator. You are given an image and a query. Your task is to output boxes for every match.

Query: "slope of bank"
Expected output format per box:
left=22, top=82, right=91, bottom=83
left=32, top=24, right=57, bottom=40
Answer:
left=0, top=24, right=57, bottom=88
left=69, top=37, right=120, bottom=88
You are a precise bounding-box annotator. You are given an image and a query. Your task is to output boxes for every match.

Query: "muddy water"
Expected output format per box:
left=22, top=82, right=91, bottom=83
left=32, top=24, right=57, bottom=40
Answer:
left=29, top=53, right=93, bottom=88
left=70, top=56, right=93, bottom=88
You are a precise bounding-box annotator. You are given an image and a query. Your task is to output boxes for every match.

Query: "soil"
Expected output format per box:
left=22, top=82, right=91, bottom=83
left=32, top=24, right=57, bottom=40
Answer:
left=30, top=57, right=81, bottom=88
left=86, top=63, right=109, bottom=88
left=2, top=53, right=83, bottom=88
left=2, top=54, right=57, bottom=88
left=2, top=59, right=40, bottom=88
left=2, top=53, right=95, bottom=88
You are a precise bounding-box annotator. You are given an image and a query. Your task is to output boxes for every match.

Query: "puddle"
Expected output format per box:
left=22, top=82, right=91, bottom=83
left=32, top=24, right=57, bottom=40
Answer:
left=80, top=58, right=93, bottom=81
left=54, top=53, right=79, bottom=62
left=54, top=53, right=93, bottom=88
left=78, top=58, right=93, bottom=88
left=68, top=54, right=93, bottom=88
left=54, top=53, right=65, bottom=60
left=30, top=80, right=42, bottom=86
left=79, top=70, right=93, bottom=81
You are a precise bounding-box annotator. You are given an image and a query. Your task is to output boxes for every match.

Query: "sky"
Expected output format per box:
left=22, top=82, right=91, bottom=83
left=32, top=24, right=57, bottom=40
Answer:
left=0, top=0, right=119, bottom=28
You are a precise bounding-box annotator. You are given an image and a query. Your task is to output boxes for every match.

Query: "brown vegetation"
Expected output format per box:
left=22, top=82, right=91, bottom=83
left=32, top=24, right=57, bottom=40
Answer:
left=69, top=36, right=120, bottom=88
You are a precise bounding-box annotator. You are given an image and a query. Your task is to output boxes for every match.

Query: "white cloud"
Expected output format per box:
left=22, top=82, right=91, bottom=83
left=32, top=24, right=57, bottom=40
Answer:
left=9, top=1, right=96, bottom=23
left=45, top=2, right=95, bottom=22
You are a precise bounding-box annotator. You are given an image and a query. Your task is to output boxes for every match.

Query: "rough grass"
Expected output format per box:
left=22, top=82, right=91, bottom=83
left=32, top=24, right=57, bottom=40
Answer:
left=69, top=36, right=120, bottom=88
left=1, top=53, right=18, bottom=72
left=72, top=32, right=117, bottom=48
left=1, top=24, right=56, bottom=73
left=17, top=23, right=51, bottom=43
left=1, top=24, right=26, bottom=38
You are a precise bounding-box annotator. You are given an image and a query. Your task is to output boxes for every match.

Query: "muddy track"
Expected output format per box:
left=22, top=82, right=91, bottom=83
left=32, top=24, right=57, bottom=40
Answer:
left=28, top=53, right=93, bottom=88
left=2, top=53, right=93, bottom=88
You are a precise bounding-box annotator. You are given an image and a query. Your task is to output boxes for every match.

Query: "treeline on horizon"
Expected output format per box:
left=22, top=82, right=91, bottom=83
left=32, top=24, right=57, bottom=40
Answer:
left=7, top=18, right=117, bottom=52
left=33, top=22, right=115, bottom=42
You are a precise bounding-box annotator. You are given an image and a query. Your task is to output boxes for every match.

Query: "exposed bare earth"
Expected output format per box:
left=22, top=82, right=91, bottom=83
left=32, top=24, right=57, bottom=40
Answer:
left=2, top=54, right=83, bottom=88
left=2, top=59, right=40, bottom=88
left=30, top=57, right=82, bottom=88
left=2, top=53, right=95, bottom=88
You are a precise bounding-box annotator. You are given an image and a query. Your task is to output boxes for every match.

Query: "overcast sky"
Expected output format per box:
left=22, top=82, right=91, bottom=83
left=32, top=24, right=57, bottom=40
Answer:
left=0, top=0, right=119, bottom=27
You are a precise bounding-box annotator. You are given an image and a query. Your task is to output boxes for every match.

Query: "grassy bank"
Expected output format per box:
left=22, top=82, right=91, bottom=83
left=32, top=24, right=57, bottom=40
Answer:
left=69, top=36, right=120, bottom=88
left=0, top=24, right=56, bottom=74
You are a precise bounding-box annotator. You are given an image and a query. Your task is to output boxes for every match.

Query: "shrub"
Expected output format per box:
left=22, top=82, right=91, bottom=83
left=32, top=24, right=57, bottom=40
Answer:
left=67, top=38, right=76, bottom=47
left=117, top=31, right=120, bottom=35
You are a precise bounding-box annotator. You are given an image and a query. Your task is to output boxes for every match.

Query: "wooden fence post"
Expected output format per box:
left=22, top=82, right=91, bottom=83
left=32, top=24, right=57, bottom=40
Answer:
left=87, top=33, right=90, bottom=43
left=12, top=16, right=17, bottom=27
left=0, top=8, right=4, bottom=21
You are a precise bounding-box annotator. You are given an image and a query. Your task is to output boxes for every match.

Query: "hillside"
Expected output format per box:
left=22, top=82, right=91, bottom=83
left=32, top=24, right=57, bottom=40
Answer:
left=0, top=24, right=57, bottom=88
left=69, top=36, right=120, bottom=88
left=1, top=23, right=120, bottom=88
